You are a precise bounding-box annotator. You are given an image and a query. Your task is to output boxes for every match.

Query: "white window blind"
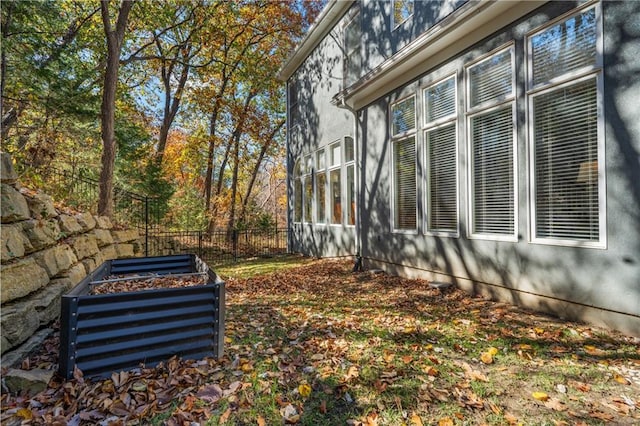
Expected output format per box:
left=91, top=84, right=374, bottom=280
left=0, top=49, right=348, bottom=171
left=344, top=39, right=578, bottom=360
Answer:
left=531, top=8, right=597, bottom=86
left=534, top=80, right=599, bottom=240
left=529, top=5, right=602, bottom=244
left=393, top=136, right=417, bottom=230
left=471, top=106, right=514, bottom=235
left=425, top=77, right=456, bottom=123
left=469, top=49, right=513, bottom=108
left=392, top=96, right=416, bottom=136
left=427, top=124, right=457, bottom=232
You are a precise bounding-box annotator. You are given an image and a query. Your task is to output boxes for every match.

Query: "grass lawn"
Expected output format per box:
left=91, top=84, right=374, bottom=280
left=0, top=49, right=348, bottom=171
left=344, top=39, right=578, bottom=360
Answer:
left=2, top=258, right=638, bottom=425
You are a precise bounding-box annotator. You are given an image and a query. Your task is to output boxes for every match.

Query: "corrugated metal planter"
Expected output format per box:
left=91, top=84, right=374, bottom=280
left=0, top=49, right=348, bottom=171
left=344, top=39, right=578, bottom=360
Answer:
left=59, top=254, right=225, bottom=379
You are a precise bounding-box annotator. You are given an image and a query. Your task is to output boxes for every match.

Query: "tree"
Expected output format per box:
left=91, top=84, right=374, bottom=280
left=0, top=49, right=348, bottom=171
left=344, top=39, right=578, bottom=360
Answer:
left=98, top=0, right=134, bottom=217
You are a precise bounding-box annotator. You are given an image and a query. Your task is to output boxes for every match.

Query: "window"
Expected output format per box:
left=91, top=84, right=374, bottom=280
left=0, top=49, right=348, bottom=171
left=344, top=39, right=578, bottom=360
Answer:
left=392, top=95, right=416, bottom=136
left=344, top=8, right=361, bottom=87
left=466, top=46, right=516, bottom=238
left=303, top=155, right=313, bottom=223
left=393, top=137, right=417, bottom=230
left=329, top=141, right=342, bottom=224
left=288, top=78, right=300, bottom=127
left=345, top=137, right=356, bottom=226
left=424, top=76, right=458, bottom=234
left=391, top=96, right=417, bottom=231
left=393, top=0, right=414, bottom=28
left=293, top=161, right=302, bottom=223
left=316, top=149, right=326, bottom=224
left=528, top=5, right=603, bottom=245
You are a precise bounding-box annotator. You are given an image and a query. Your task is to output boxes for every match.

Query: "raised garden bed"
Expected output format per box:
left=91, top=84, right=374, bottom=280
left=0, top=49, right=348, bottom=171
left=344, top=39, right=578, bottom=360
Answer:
left=59, top=254, right=224, bottom=379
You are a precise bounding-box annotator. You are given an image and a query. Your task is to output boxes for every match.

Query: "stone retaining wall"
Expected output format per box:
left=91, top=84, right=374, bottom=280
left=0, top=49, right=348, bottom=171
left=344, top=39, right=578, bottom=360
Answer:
left=0, top=153, right=144, bottom=355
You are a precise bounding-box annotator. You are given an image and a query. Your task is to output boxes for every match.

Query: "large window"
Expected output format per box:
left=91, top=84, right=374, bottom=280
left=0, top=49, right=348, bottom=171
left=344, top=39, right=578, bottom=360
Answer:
left=344, top=7, right=361, bottom=87
left=528, top=5, right=603, bottom=245
left=316, top=149, right=326, bottom=224
left=424, top=75, right=458, bottom=234
left=303, top=155, right=313, bottom=223
left=345, top=137, right=356, bottom=226
left=466, top=46, right=516, bottom=238
left=329, top=141, right=342, bottom=224
left=293, top=161, right=302, bottom=223
left=391, top=96, right=417, bottom=231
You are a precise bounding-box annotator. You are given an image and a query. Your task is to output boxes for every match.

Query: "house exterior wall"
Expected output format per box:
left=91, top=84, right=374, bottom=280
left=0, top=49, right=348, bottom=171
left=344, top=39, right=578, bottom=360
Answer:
left=284, top=1, right=639, bottom=336
left=286, top=7, right=356, bottom=257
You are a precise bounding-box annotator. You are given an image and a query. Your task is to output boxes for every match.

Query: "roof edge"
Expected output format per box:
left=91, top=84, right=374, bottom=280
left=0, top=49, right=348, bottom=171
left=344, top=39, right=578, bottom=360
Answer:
left=277, top=0, right=354, bottom=82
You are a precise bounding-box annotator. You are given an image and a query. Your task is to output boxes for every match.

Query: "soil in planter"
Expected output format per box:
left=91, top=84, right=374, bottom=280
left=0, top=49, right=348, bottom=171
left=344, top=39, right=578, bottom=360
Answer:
left=90, top=274, right=209, bottom=295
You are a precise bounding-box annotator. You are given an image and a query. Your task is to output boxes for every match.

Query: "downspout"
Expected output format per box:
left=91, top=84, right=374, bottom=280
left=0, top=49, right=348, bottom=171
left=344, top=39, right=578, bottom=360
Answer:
left=336, top=99, right=363, bottom=272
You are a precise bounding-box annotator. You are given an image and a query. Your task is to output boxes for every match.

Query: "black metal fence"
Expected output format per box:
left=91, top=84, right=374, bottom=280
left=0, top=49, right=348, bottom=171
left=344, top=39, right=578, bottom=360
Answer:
left=23, top=166, right=165, bottom=230
left=24, top=165, right=291, bottom=264
left=146, top=228, right=290, bottom=265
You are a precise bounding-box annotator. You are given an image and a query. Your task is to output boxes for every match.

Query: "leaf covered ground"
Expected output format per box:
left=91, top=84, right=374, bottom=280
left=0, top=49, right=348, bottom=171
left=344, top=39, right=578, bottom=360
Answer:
left=2, top=258, right=639, bottom=425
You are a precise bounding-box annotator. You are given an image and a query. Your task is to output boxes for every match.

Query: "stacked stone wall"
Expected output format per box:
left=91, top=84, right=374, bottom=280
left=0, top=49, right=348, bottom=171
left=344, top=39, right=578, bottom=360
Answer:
left=0, top=153, right=144, bottom=355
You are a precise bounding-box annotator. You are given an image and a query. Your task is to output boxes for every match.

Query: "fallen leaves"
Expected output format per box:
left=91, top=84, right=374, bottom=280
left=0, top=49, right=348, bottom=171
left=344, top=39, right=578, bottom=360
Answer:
left=2, top=259, right=638, bottom=425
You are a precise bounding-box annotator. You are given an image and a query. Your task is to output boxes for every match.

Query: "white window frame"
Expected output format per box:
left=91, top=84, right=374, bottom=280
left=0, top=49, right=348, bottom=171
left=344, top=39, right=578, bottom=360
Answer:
left=345, top=136, right=356, bottom=227
left=422, top=73, right=459, bottom=237
left=465, top=43, right=518, bottom=242
left=302, top=154, right=313, bottom=224
left=392, top=0, right=414, bottom=30
left=390, top=94, right=418, bottom=233
left=526, top=2, right=606, bottom=248
left=343, top=7, right=361, bottom=88
left=293, top=159, right=303, bottom=224
left=328, top=140, right=343, bottom=226
left=315, top=148, right=327, bottom=226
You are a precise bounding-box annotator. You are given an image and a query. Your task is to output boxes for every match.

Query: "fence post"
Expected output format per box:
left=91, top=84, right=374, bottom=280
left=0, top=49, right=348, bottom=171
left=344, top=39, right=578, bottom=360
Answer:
left=145, top=196, right=149, bottom=257
left=198, top=231, right=203, bottom=259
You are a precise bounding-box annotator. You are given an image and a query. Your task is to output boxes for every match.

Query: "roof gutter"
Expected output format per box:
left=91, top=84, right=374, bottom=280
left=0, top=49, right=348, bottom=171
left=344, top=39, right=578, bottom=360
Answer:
left=277, top=0, right=354, bottom=82
left=333, top=0, right=547, bottom=110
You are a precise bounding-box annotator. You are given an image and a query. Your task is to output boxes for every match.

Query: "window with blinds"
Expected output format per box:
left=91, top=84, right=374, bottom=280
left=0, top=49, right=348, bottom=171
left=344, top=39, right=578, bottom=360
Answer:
left=467, top=46, right=515, bottom=238
left=468, top=48, right=513, bottom=109
left=470, top=107, right=514, bottom=235
left=393, top=136, right=417, bottom=230
left=427, top=124, right=457, bottom=232
left=391, top=96, right=416, bottom=136
left=528, top=5, right=602, bottom=245
left=330, top=169, right=341, bottom=224
left=424, top=75, right=458, bottom=234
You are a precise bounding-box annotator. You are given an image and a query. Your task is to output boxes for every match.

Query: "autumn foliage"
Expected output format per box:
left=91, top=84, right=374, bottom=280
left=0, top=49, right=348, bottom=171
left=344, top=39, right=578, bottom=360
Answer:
left=2, top=259, right=638, bottom=425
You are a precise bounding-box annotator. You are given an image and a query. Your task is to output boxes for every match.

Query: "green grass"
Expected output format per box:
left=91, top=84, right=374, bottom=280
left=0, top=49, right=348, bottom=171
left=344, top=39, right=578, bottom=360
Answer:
left=214, top=254, right=313, bottom=279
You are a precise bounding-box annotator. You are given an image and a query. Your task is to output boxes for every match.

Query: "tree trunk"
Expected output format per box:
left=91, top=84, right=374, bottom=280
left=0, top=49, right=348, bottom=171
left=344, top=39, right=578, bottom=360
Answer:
left=238, top=120, right=284, bottom=225
left=98, top=0, right=133, bottom=218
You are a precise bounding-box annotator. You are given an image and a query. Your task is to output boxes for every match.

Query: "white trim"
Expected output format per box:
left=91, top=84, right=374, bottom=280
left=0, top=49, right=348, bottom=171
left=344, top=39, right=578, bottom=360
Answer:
left=466, top=103, right=518, bottom=243
left=465, top=43, right=516, bottom=113
left=423, top=73, right=458, bottom=128
left=277, top=0, right=354, bottom=81
left=334, top=1, right=545, bottom=110
left=526, top=2, right=606, bottom=249
left=390, top=94, right=417, bottom=138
